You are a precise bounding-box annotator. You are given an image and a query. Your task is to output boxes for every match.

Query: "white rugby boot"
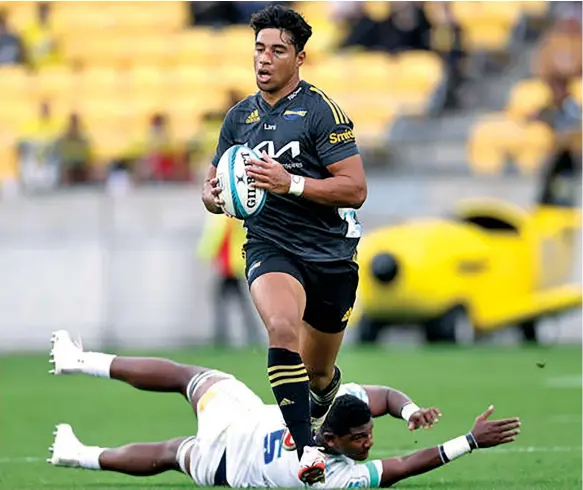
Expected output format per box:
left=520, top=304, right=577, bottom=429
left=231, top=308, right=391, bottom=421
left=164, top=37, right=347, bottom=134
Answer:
left=298, top=445, right=326, bottom=485
left=49, top=330, right=84, bottom=375
left=47, top=424, right=83, bottom=468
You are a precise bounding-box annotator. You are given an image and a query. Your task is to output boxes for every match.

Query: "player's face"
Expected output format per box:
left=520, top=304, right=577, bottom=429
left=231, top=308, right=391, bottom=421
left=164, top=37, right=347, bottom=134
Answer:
left=254, top=28, right=304, bottom=93
left=329, top=421, right=374, bottom=461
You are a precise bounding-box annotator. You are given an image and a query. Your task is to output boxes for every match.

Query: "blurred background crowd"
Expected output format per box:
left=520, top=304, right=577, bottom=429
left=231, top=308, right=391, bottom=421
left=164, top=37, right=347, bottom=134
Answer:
left=0, top=0, right=580, bottom=193
left=0, top=1, right=580, bottom=350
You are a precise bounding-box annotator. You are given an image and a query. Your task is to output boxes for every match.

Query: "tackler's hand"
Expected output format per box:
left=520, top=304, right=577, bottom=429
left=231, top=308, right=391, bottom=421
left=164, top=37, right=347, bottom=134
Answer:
left=246, top=151, right=292, bottom=195
left=408, top=407, right=442, bottom=431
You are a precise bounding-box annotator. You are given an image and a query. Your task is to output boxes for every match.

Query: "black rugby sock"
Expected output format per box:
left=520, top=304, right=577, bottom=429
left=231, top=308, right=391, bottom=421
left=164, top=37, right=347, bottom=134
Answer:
left=268, top=347, right=312, bottom=458
left=310, top=365, right=342, bottom=419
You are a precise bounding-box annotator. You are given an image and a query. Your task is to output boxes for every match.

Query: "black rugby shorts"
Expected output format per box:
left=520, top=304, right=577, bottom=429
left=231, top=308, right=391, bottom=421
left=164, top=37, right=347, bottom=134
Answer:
left=243, top=238, right=359, bottom=334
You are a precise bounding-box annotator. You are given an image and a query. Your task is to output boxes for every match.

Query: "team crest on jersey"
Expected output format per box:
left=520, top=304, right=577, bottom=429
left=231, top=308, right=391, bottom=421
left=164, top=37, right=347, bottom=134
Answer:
left=246, top=110, right=260, bottom=124
left=283, top=108, right=307, bottom=121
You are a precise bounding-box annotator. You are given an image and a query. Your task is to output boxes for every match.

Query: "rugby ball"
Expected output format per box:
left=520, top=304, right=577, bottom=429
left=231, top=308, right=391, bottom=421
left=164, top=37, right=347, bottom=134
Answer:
left=216, top=144, right=267, bottom=220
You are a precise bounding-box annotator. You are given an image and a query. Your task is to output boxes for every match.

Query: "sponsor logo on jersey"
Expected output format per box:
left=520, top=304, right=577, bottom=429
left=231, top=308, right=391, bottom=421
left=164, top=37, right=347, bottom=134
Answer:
left=329, top=128, right=355, bottom=144
left=245, top=109, right=260, bottom=124
left=283, top=108, right=308, bottom=121
left=247, top=140, right=301, bottom=159
left=263, top=123, right=277, bottom=130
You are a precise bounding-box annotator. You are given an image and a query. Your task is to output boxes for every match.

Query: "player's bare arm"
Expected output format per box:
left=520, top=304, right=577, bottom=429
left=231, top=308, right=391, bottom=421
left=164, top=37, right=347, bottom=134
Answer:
left=363, top=385, right=441, bottom=430
left=247, top=153, right=367, bottom=209
left=379, top=405, right=521, bottom=488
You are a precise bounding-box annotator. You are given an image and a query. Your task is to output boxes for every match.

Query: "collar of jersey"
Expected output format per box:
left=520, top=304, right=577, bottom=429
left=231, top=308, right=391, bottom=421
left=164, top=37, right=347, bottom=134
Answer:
left=256, top=80, right=307, bottom=114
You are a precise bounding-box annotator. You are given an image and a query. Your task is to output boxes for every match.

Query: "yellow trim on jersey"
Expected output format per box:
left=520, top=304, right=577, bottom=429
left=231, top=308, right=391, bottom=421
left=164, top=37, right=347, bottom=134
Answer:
left=268, top=363, right=305, bottom=373
left=310, top=86, right=349, bottom=125
left=271, top=375, right=310, bottom=388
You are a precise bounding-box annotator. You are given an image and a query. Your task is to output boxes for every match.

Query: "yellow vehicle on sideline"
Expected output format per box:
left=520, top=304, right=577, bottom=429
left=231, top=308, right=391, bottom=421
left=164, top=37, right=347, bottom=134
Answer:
left=353, top=152, right=582, bottom=344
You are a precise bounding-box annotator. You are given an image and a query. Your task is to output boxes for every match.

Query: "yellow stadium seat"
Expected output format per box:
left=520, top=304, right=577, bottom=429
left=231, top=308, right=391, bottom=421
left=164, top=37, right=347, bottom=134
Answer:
left=506, top=78, right=552, bottom=120
left=462, top=20, right=512, bottom=52
left=175, top=29, right=218, bottom=66
left=0, top=146, right=18, bottom=181
left=126, top=65, right=166, bottom=97
left=0, top=100, right=38, bottom=133
left=512, top=121, right=555, bottom=174
left=122, top=35, right=175, bottom=67
left=212, top=66, right=257, bottom=97
left=1, top=1, right=36, bottom=31
left=390, top=51, right=444, bottom=114
left=467, top=115, right=524, bottom=174
left=73, top=67, right=124, bottom=101
left=364, top=1, right=391, bottom=22
left=0, top=65, right=32, bottom=100
left=295, top=1, right=334, bottom=25
left=569, top=78, right=582, bottom=105
left=165, top=65, right=214, bottom=95
left=520, top=1, right=549, bottom=18
left=33, top=66, right=75, bottom=100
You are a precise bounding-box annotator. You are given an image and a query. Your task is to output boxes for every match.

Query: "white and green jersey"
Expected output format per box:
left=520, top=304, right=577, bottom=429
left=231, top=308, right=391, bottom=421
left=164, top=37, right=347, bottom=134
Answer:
left=225, top=383, right=383, bottom=488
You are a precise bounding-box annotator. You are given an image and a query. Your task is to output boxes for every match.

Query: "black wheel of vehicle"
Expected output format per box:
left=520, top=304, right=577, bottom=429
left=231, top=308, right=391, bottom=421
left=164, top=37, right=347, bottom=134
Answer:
left=519, top=320, right=539, bottom=344
left=424, top=306, right=474, bottom=344
left=358, top=315, right=385, bottom=344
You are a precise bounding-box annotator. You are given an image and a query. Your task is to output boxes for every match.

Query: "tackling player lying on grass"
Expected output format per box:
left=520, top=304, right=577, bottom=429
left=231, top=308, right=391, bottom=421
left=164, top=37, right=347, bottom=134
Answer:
left=47, top=330, right=521, bottom=488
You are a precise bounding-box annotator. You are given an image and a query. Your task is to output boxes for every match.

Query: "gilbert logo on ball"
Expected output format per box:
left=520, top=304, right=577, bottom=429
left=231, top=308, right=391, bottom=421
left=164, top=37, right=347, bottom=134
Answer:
left=216, top=145, right=267, bottom=220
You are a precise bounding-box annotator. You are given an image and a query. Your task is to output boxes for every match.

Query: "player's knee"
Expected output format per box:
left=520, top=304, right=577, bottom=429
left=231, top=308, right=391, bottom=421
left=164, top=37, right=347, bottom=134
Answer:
left=265, top=315, right=300, bottom=349
left=161, top=438, right=185, bottom=470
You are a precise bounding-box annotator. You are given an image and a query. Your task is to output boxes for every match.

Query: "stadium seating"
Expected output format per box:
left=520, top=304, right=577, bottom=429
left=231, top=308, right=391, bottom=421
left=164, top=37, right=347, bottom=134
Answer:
left=506, top=78, right=552, bottom=120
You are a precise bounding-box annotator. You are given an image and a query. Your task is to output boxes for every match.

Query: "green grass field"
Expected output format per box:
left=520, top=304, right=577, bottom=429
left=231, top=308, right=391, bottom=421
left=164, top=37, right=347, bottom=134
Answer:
left=1, top=345, right=581, bottom=489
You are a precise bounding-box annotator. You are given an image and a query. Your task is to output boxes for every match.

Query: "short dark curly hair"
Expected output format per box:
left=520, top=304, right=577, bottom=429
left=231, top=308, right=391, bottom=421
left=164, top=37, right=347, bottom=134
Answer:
left=250, top=4, right=312, bottom=53
left=321, top=395, right=372, bottom=437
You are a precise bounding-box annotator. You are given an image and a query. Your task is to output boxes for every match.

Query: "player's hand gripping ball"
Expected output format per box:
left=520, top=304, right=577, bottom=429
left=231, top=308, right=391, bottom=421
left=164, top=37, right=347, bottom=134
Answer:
left=216, top=145, right=267, bottom=219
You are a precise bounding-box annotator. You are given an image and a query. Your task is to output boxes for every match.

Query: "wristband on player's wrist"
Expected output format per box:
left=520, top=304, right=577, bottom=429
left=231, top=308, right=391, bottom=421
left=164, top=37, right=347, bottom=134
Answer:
left=288, top=175, right=305, bottom=196
left=400, top=402, right=421, bottom=421
left=438, top=433, right=479, bottom=464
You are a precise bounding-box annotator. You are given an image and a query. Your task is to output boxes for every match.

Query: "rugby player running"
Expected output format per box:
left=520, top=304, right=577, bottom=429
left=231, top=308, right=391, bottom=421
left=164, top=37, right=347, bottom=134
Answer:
left=47, top=330, right=522, bottom=488
left=202, top=5, right=367, bottom=483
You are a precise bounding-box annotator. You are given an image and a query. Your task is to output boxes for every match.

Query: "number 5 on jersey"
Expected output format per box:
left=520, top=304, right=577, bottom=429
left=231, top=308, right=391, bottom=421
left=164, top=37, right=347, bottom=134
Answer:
left=264, top=429, right=285, bottom=464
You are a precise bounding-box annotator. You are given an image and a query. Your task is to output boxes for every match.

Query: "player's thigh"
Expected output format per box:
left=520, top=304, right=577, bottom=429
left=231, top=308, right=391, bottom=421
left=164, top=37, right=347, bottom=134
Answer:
left=246, top=242, right=307, bottom=345
left=302, top=260, right=359, bottom=336
left=196, top=378, right=264, bottom=440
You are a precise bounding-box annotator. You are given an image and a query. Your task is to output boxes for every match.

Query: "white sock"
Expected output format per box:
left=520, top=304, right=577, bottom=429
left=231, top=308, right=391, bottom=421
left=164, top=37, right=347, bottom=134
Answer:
left=79, top=445, right=107, bottom=470
left=81, top=352, right=116, bottom=378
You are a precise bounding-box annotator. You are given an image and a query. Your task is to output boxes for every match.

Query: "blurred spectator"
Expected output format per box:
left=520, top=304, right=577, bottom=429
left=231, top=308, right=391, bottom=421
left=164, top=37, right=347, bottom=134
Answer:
left=197, top=213, right=261, bottom=347
left=0, top=9, right=26, bottom=65
left=135, top=113, right=189, bottom=183
left=52, top=113, right=93, bottom=186
left=430, top=2, right=466, bottom=108
left=17, top=101, right=60, bottom=192
left=22, top=2, right=62, bottom=70
left=186, top=90, right=244, bottom=179
left=188, top=1, right=239, bottom=27
left=337, top=3, right=379, bottom=51
left=338, top=1, right=431, bottom=53
left=533, top=5, right=582, bottom=81
left=378, top=2, right=431, bottom=53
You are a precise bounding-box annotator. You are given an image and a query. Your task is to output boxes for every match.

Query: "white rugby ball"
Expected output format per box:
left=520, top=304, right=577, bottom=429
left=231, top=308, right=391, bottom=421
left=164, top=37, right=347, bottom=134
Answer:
left=216, top=144, right=267, bottom=220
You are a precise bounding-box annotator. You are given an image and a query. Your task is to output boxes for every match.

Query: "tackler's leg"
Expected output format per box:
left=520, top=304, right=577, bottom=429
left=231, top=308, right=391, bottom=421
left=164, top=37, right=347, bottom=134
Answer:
left=47, top=423, right=188, bottom=477
left=49, top=330, right=230, bottom=408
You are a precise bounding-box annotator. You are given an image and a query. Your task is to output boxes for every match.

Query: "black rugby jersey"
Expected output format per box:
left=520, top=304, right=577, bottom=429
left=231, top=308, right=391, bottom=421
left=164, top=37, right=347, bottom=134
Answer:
left=211, top=80, right=362, bottom=262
